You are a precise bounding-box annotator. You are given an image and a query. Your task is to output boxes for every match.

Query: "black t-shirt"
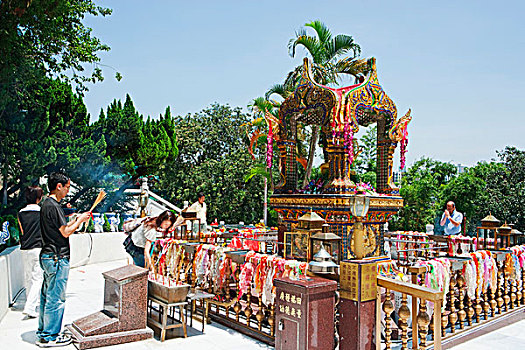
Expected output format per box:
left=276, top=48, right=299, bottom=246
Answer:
left=40, top=197, right=69, bottom=257
left=18, top=204, right=43, bottom=250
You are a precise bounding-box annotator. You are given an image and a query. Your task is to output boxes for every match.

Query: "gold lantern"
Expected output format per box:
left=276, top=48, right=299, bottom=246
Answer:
left=284, top=210, right=325, bottom=260
left=476, top=213, right=500, bottom=250
left=496, top=222, right=512, bottom=250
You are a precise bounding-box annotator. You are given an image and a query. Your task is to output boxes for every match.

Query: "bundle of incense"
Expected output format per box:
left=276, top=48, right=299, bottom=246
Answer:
left=89, top=190, right=107, bottom=212
left=81, top=190, right=106, bottom=233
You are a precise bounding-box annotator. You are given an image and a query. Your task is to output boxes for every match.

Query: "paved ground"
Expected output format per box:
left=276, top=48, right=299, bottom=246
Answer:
left=0, top=259, right=271, bottom=350
left=447, top=318, right=525, bottom=350
left=2, top=258, right=524, bottom=349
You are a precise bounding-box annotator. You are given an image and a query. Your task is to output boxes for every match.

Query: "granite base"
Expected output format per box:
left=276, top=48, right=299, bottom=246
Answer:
left=339, top=298, right=376, bottom=350
left=67, top=324, right=153, bottom=349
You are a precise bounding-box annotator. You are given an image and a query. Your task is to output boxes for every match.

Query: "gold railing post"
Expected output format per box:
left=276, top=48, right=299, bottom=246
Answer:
left=376, top=288, right=382, bottom=350
left=510, top=278, right=517, bottom=309
left=497, top=268, right=504, bottom=314
left=417, top=299, right=430, bottom=350
left=466, top=293, right=474, bottom=326
left=244, top=283, right=253, bottom=327
left=399, top=294, right=410, bottom=350
left=268, top=303, right=275, bottom=337
left=515, top=279, right=522, bottom=307
left=503, top=269, right=511, bottom=312
left=521, top=267, right=525, bottom=305
left=457, top=275, right=466, bottom=329
left=408, top=266, right=425, bottom=349
left=448, top=275, right=457, bottom=332
left=433, top=299, right=442, bottom=350
left=256, top=295, right=265, bottom=331
left=383, top=290, right=395, bottom=350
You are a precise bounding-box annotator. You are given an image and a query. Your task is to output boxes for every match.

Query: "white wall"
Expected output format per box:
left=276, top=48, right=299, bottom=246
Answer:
left=70, top=232, right=130, bottom=268
left=0, top=246, right=24, bottom=305
left=0, top=256, right=8, bottom=321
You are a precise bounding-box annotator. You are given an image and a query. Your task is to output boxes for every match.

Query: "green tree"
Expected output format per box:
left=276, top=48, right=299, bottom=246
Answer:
left=90, top=95, right=179, bottom=211
left=484, top=147, right=525, bottom=231
left=103, top=214, right=111, bottom=232
left=86, top=218, right=94, bottom=233
left=1, top=0, right=116, bottom=212
left=284, top=20, right=368, bottom=186
left=0, top=78, right=109, bottom=213
left=390, top=158, right=457, bottom=232
left=158, top=104, right=265, bottom=224
left=0, top=0, right=114, bottom=102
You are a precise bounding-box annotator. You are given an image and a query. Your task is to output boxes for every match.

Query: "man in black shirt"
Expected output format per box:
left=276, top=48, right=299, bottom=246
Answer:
left=36, top=173, right=90, bottom=348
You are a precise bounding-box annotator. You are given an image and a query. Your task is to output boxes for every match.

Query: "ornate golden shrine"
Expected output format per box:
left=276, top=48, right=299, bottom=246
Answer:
left=271, top=57, right=409, bottom=258
left=274, top=57, right=411, bottom=195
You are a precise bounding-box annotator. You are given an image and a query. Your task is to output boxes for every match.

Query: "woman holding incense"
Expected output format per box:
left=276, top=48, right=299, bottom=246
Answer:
left=130, top=210, right=180, bottom=269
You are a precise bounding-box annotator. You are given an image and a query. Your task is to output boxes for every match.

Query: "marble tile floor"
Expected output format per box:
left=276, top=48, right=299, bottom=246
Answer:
left=448, top=318, right=525, bottom=350
left=0, top=259, right=271, bottom=350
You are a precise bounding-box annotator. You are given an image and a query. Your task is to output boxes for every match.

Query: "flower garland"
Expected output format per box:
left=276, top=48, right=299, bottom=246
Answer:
left=237, top=251, right=308, bottom=305
left=267, top=122, right=273, bottom=168
left=414, top=257, right=451, bottom=310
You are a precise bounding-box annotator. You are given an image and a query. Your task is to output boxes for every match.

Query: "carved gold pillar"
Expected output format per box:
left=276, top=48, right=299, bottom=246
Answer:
left=275, top=139, right=298, bottom=192
left=376, top=117, right=398, bottom=194
left=325, top=136, right=353, bottom=193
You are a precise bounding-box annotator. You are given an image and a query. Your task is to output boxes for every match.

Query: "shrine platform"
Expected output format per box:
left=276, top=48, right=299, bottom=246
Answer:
left=1, top=258, right=524, bottom=349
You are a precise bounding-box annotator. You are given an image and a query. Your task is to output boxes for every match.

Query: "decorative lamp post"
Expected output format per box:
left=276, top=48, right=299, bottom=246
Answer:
left=284, top=209, right=325, bottom=260
left=310, top=223, right=342, bottom=264
left=476, top=213, right=500, bottom=250
left=510, top=224, right=523, bottom=246
left=349, top=189, right=371, bottom=260
left=496, top=222, right=512, bottom=250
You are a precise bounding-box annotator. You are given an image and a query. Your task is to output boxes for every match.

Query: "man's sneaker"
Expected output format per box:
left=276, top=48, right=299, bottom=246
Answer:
left=36, top=334, right=72, bottom=347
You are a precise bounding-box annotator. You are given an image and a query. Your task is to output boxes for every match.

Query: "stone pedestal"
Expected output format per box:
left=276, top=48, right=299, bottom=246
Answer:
left=339, top=260, right=378, bottom=350
left=67, top=265, right=153, bottom=349
left=274, top=276, right=337, bottom=350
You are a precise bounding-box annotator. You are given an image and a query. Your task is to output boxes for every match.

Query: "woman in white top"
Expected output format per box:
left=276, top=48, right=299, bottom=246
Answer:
left=130, top=210, right=178, bottom=268
left=17, top=186, right=44, bottom=318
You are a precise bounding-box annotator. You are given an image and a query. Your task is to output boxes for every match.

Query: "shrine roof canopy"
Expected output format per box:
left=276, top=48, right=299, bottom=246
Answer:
left=278, top=57, right=398, bottom=132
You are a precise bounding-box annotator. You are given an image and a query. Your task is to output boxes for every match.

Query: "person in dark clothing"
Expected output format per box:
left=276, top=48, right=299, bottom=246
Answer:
left=36, top=173, right=90, bottom=348
left=18, top=186, right=44, bottom=318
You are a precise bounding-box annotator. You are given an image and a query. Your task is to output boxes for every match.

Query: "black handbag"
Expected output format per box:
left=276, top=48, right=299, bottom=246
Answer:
left=122, top=220, right=144, bottom=255
left=123, top=234, right=135, bottom=254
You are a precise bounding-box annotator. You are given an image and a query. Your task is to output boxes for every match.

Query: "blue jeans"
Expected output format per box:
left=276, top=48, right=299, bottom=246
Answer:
left=37, top=254, right=70, bottom=341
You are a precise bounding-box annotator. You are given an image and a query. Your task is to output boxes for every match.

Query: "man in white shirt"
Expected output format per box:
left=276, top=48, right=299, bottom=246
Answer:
left=189, top=192, right=207, bottom=233
left=440, top=201, right=463, bottom=236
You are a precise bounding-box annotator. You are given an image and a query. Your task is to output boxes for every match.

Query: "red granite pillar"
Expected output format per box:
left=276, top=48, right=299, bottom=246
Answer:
left=274, top=276, right=337, bottom=350
left=339, top=260, right=378, bottom=350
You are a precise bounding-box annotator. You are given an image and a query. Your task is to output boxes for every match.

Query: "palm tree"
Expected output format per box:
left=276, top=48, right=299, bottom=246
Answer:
left=282, top=20, right=369, bottom=187
left=244, top=97, right=281, bottom=224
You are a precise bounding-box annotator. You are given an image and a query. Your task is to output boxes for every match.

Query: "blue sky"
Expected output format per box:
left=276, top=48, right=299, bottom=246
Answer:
left=83, top=0, right=525, bottom=167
